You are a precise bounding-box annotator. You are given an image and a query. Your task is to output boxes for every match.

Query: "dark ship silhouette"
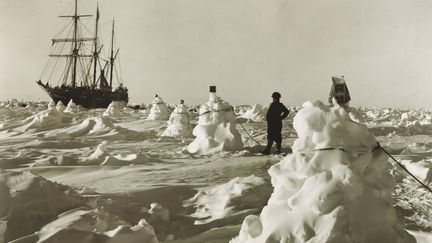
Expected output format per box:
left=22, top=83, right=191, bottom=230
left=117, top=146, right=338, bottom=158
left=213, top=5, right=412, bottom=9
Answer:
left=36, top=0, right=128, bottom=108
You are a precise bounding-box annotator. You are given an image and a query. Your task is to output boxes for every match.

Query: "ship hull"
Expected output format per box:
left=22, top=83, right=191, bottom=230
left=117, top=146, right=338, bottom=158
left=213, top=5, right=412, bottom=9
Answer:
left=37, top=81, right=128, bottom=108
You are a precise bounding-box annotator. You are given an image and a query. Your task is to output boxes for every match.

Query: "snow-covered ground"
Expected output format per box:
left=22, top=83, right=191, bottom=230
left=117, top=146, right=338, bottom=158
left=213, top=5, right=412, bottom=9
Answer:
left=0, top=101, right=431, bottom=243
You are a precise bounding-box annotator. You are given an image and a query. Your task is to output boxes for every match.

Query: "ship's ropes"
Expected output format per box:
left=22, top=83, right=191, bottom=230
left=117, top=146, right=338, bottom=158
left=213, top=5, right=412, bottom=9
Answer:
left=234, top=107, right=432, bottom=194
left=40, top=20, right=73, bottom=80
left=378, top=144, right=432, bottom=194
left=232, top=108, right=263, bottom=147
left=48, top=23, right=74, bottom=86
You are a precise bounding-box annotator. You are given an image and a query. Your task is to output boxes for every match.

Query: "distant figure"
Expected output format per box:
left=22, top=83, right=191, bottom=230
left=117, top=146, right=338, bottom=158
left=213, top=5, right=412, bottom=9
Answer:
left=328, top=76, right=351, bottom=106
left=262, top=92, right=289, bottom=155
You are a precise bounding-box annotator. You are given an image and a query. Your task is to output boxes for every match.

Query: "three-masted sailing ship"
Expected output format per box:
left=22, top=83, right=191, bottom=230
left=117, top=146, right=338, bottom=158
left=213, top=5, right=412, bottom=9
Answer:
left=36, top=0, right=128, bottom=108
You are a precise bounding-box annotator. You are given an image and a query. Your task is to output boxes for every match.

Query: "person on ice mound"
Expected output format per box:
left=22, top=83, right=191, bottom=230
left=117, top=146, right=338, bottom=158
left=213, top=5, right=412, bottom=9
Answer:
left=146, top=94, right=170, bottom=121
left=261, top=92, right=289, bottom=155
left=232, top=100, right=415, bottom=243
left=161, top=99, right=192, bottom=137
left=328, top=75, right=351, bottom=107
left=187, top=86, right=243, bottom=155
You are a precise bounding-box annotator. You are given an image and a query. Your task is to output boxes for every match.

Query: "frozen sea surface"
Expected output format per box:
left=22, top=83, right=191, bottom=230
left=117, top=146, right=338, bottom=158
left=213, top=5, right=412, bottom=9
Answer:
left=0, top=103, right=431, bottom=242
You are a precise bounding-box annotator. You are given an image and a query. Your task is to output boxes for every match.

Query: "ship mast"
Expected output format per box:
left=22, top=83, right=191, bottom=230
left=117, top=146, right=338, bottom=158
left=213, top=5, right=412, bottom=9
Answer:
left=51, top=0, right=93, bottom=87
left=109, top=19, right=115, bottom=88
left=92, top=5, right=100, bottom=88
left=37, top=1, right=129, bottom=108
left=71, top=0, right=78, bottom=87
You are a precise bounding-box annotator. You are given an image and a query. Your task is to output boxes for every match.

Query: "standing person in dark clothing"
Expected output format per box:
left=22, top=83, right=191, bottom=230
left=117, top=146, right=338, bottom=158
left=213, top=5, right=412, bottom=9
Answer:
left=262, top=92, right=289, bottom=155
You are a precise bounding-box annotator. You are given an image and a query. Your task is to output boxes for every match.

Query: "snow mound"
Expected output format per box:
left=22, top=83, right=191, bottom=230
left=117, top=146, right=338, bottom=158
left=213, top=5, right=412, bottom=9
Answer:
left=13, top=209, right=159, bottom=243
left=184, top=175, right=266, bottom=224
left=81, top=141, right=156, bottom=165
left=103, top=101, right=125, bottom=117
left=80, top=141, right=110, bottom=164
left=45, top=117, right=99, bottom=139
left=20, top=107, right=64, bottom=131
left=147, top=96, right=170, bottom=121
left=148, top=203, right=170, bottom=223
left=234, top=105, right=248, bottom=115
left=0, top=170, right=84, bottom=242
left=161, top=103, right=192, bottom=137
left=101, top=153, right=157, bottom=166
left=239, top=104, right=267, bottom=122
left=400, top=159, right=432, bottom=185
left=56, top=101, right=66, bottom=112
left=187, top=95, right=243, bottom=154
left=233, top=100, right=415, bottom=243
left=63, top=99, right=79, bottom=113
left=47, top=100, right=56, bottom=110
left=91, top=116, right=115, bottom=132
left=104, top=219, right=159, bottom=243
left=408, top=230, right=432, bottom=243
left=45, top=116, right=156, bottom=140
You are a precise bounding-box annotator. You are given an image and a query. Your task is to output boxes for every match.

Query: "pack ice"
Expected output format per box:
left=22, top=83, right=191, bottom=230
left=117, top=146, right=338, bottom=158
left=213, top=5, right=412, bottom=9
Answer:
left=239, top=104, right=267, bottom=123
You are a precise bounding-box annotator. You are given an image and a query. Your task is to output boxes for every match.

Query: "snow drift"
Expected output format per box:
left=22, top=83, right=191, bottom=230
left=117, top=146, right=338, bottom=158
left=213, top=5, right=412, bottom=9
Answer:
left=19, top=103, right=64, bottom=131
left=45, top=116, right=156, bottom=140
left=0, top=170, right=84, bottom=242
left=10, top=208, right=159, bottom=243
left=80, top=141, right=157, bottom=165
left=184, top=175, right=269, bottom=225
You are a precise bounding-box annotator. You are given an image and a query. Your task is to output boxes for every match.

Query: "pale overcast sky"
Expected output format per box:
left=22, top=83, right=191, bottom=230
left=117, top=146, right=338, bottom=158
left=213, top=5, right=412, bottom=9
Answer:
left=1, top=0, right=432, bottom=107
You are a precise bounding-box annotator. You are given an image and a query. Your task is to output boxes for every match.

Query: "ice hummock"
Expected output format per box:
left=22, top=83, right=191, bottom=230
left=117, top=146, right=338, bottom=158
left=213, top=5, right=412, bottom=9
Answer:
left=63, top=99, right=79, bottom=113
left=161, top=101, right=192, bottom=137
left=146, top=95, right=170, bottom=121
left=364, top=107, right=432, bottom=136
left=56, top=101, right=66, bottom=112
left=47, top=100, right=56, bottom=110
left=232, top=100, right=415, bottom=243
left=186, top=92, right=243, bottom=155
left=103, top=101, right=125, bottom=117
left=1, top=99, right=431, bottom=243
left=0, top=170, right=84, bottom=242
left=239, top=104, right=267, bottom=123
left=44, top=116, right=157, bottom=140
left=16, top=101, right=65, bottom=131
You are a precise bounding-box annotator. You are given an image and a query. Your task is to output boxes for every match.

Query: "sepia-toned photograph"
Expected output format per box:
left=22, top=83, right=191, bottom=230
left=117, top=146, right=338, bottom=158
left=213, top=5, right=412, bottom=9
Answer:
left=0, top=0, right=431, bottom=242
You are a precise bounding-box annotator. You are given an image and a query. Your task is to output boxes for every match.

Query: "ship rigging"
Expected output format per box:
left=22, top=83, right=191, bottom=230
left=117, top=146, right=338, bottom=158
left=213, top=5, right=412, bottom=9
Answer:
left=36, top=0, right=128, bottom=108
